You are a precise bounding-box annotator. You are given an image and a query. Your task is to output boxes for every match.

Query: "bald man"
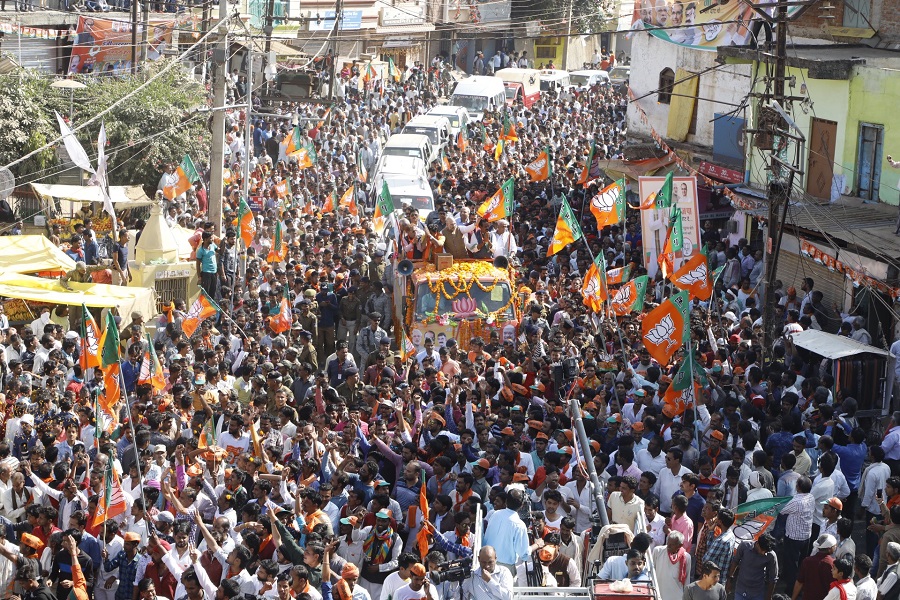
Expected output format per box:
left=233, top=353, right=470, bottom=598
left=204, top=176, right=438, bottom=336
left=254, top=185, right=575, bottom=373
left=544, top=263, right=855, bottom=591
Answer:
left=461, top=546, right=514, bottom=600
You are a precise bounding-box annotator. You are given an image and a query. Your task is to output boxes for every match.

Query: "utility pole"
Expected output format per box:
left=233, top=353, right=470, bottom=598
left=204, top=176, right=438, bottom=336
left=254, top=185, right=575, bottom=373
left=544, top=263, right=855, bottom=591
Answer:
left=328, top=0, right=343, bottom=100
left=201, top=0, right=211, bottom=81
left=207, top=1, right=229, bottom=236
left=243, top=48, right=253, bottom=205
left=130, top=0, right=138, bottom=73
left=761, top=0, right=796, bottom=362
left=560, top=0, right=573, bottom=71
left=264, top=0, right=276, bottom=56
left=140, top=0, right=150, bottom=63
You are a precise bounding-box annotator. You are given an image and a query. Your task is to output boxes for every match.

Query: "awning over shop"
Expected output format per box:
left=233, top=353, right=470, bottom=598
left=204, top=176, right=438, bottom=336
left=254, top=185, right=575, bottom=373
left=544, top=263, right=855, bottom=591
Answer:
left=790, top=328, right=892, bottom=359
left=30, top=183, right=152, bottom=206
left=0, top=271, right=156, bottom=321
left=598, top=155, right=676, bottom=182
left=233, top=39, right=304, bottom=58
left=0, top=235, right=76, bottom=274
left=374, top=24, right=435, bottom=35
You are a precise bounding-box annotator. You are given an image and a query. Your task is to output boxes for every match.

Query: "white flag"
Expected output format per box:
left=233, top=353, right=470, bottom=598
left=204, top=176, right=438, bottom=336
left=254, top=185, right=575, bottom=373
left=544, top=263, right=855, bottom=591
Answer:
left=92, top=123, right=117, bottom=237
left=55, top=112, right=94, bottom=174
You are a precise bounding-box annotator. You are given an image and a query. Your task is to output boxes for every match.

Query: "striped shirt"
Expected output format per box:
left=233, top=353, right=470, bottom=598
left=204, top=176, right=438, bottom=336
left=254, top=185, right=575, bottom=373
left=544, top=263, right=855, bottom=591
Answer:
left=781, top=492, right=815, bottom=541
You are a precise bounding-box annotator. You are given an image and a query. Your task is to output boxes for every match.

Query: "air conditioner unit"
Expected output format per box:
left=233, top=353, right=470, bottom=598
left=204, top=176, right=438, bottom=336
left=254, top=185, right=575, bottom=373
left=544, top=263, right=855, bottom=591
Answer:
left=726, top=220, right=739, bottom=234
left=360, top=52, right=377, bottom=61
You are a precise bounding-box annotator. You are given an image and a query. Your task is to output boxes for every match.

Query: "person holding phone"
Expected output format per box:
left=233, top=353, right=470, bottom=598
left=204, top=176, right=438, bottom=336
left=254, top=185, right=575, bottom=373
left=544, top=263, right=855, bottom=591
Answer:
left=863, top=465, right=889, bottom=558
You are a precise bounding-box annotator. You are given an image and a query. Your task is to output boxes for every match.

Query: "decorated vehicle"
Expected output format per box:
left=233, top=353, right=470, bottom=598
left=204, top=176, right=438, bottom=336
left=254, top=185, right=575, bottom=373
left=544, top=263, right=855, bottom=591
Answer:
left=396, top=258, right=522, bottom=352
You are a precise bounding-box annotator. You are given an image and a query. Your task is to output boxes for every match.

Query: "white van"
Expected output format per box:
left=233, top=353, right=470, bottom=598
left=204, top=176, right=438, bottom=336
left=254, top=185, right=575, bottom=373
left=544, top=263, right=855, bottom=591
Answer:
left=496, top=67, right=541, bottom=108
left=426, top=105, right=470, bottom=140
left=372, top=156, right=429, bottom=197
left=450, top=75, right=507, bottom=121
left=402, top=115, right=452, bottom=161
left=377, top=175, right=436, bottom=223
left=373, top=155, right=429, bottom=180
left=569, top=70, right=610, bottom=90
left=382, top=133, right=435, bottom=165
left=540, top=69, right=571, bottom=93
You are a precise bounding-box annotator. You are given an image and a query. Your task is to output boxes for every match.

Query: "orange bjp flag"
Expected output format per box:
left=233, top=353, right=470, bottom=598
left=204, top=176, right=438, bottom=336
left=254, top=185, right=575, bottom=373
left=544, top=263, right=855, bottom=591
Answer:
left=182, top=291, right=220, bottom=338
left=671, top=252, right=713, bottom=301
left=641, top=290, right=690, bottom=366
left=268, top=296, right=292, bottom=334
left=415, top=470, right=431, bottom=557
left=525, top=150, right=550, bottom=182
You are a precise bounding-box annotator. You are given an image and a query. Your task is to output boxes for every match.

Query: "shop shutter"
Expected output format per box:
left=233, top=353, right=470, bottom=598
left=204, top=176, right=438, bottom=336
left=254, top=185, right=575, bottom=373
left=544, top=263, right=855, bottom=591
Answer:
left=10, top=37, right=59, bottom=72
left=775, top=250, right=848, bottom=314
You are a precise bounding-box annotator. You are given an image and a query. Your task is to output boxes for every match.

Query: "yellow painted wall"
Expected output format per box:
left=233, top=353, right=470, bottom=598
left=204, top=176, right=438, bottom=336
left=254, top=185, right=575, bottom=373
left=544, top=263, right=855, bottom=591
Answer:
left=747, top=66, right=850, bottom=197
left=844, top=67, right=900, bottom=204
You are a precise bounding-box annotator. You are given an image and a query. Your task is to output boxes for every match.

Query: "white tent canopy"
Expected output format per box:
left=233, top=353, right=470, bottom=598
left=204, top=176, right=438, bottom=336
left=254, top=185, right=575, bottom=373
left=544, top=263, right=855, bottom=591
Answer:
left=31, top=183, right=152, bottom=213
left=790, top=328, right=893, bottom=359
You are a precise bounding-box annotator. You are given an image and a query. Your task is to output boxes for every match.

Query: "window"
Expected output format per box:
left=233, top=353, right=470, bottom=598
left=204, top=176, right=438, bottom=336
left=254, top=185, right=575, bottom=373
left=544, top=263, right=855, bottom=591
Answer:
left=535, top=46, right=556, bottom=60
left=658, top=68, right=675, bottom=104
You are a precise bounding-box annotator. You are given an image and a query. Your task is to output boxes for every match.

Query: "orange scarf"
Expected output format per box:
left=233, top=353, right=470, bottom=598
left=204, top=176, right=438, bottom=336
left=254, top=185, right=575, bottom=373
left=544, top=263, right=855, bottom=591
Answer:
left=458, top=531, right=473, bottom=547
left=453, top=489, right=473, bottom=512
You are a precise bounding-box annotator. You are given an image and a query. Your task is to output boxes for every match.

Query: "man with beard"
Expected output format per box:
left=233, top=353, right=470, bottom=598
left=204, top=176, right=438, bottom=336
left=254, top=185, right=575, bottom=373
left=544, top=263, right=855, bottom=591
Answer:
left=359, top=510, right=402, bottom=600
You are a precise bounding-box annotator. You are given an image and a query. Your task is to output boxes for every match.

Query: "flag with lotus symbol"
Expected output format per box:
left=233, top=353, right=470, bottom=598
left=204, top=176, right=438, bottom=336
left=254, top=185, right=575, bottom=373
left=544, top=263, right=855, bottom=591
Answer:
left=477, top=178, right=514, bottom=222
left=642, top=290, right=690, bottom=365
left=671, top=252, right=712, bottom=300
left=590, top=179, right=626, bottom=228
left=610, top=275, right=648, bottom=316
left=525, top=148, right=550, bottom=181
left=582, top=254, right=608, bottom=312
left=546, top=198, right=583, bottom=256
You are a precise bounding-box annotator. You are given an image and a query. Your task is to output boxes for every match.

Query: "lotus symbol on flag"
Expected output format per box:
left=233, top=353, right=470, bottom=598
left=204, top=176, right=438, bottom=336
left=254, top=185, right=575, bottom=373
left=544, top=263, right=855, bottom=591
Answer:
left=484, top=195, right=501, bottom=213
left=592, top=190, right=615, bottom=212
left=645, top=314, right=677, bottom=350
left=677, top=264, right=709, bottom=286
left=186, top=301, right=204, bottom=321
left=584, top=277, right=600, bottom=298
left=613, top=285, right=632, bottom=306
left=532, top=157, right=546, bottom=170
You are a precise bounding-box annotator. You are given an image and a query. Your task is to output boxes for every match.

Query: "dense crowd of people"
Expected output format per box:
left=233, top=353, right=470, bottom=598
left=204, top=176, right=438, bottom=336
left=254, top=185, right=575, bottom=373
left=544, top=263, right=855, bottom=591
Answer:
left=0, top=56, right=896, bottom=600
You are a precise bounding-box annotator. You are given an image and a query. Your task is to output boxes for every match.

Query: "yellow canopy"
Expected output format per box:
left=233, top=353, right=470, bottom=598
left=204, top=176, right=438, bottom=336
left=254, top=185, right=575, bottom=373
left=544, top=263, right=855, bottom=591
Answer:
left=0, top=272, right=156, bottom=320
left=0, top=235, right=77, bottom=274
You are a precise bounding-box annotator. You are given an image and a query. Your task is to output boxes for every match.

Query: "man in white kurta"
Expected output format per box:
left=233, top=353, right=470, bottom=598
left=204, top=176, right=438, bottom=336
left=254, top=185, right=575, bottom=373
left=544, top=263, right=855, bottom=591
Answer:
left=651, top=531, right=692, bottom=600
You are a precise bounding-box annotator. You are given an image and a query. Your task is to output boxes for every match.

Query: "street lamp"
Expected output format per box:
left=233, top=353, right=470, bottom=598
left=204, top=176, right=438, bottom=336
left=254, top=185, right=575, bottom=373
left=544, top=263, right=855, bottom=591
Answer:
left=50, top=79, right=87, bottom=119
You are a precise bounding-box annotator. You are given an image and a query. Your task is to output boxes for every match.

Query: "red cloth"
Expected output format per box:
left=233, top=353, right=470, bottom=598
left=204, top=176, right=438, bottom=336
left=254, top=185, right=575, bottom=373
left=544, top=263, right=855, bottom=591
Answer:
left=668, top=547, right=688, bottom=585
left=830, top=579, right=852, bottom=600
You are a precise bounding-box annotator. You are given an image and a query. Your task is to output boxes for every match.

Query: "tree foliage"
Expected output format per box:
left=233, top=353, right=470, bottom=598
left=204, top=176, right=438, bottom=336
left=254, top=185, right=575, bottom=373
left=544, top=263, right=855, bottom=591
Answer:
left=511, top=0, right=619, bottom=39
left=0, top=62, right=209, bottom=196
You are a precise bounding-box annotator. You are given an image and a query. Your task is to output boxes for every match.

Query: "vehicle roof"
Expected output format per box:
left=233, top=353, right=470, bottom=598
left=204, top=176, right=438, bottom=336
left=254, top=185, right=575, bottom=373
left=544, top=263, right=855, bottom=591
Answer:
left=406, top=115, right=450, bottom=126
left=610, top=65, right=631, bottom=72
left=428, top=105, right=467, bottom=115
left=375, top=156, right=427, bottom=172
left=382, top=177, right=433, bottom=195
left=540, top=69, right=570, bottom=77
left=570, top=70, right=610, bottom=77
left=452, top=76, right=506, bottom=92
left=383, top=133, right=432, bottom=147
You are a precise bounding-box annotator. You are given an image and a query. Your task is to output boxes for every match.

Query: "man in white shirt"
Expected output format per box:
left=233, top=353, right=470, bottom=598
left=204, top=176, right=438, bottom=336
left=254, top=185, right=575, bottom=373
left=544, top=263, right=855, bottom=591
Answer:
left=654, top=448, right=690, bottom=515
left=380, top=553, right=415, bottom=600
left=491, top=220, right=518, bottom=260
left=461, top=546, right=513, bottom=600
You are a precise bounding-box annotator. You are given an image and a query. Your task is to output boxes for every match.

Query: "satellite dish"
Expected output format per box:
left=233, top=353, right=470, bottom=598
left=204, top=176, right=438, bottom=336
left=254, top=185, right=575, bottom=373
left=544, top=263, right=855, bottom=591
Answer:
left=0, top=167, right=14, bottom=201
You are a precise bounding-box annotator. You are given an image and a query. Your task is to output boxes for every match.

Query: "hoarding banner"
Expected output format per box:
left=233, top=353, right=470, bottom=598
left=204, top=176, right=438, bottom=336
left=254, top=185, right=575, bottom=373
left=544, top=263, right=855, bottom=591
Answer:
left=639, top=176, right=700, bottom=279
left=68, top=16, right=175, bottom=74
left=629, top=0, right=762, bottom=50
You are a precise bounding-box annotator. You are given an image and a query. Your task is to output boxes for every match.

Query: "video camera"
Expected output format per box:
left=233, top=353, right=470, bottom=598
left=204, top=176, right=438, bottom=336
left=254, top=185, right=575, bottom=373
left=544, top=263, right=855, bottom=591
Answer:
left=430, top=557, right=473, bottom=584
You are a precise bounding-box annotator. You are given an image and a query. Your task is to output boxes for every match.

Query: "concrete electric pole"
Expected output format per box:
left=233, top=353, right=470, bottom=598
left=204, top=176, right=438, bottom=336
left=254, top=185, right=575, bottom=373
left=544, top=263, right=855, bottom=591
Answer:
left=207, top=2, right=229, bottom=236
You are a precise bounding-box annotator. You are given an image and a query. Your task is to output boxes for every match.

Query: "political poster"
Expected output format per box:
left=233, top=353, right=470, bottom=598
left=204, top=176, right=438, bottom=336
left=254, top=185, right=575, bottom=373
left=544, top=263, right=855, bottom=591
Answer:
left=639, top=176, right=700, bottom=279
left=629, top=0, right=761, bottom=50
left=68, top=16, right=175, bottom=75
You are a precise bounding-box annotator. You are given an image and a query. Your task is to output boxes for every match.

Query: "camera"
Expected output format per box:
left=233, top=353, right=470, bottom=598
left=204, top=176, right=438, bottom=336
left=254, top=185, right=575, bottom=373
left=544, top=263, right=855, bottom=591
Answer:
left=430, top=558, right=473, bottom=584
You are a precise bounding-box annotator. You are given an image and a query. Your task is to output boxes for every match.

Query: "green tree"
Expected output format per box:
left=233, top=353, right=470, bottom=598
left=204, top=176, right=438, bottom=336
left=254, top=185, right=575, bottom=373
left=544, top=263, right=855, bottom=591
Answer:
left=0, top=62, right=208, bottom=197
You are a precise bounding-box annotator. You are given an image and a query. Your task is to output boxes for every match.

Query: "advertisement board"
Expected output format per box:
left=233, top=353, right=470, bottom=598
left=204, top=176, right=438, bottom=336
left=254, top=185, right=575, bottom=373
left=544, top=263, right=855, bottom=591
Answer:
left=68, top=16, right=175, bottom=74
left=639, top=176, right=701, bottom=279
left=308, top=10, right=363, bottom=31
left=629, top=0, right=761, bottom=50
